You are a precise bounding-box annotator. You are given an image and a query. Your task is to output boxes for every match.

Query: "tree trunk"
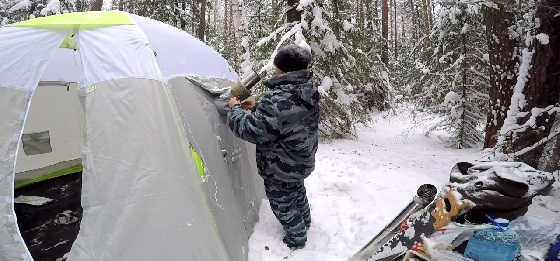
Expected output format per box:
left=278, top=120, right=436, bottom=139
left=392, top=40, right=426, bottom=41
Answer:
left=421, top=0, right=430, bottom=34
left=393, top=0, right=397, bottom=59
left=286, top=0, right=302, bottom=22
left=180, top=1, right=187, bottom=30
left=90, top=0, right=103, bottom=11
left=381, top=0, right=389, bottom=64
left=483, top=4, right=518, bottom=148
left=224, top=0, right=230, bottom=34
left=415, top=0, right=421, bottom=36
left=197, top=0, right=207, bottom=41
left=118, top=0, right=124, bottom=11
left=374, top=0, right=379, bottom=31
left=426, top=0, right=433, bottom=28
left=510, top=0, right=560, bottom=169
left=409, top=0, right=417, bottom=39
left=401, top=14, right=405, bottom=39
left=458, top=28, right=469, bottom=149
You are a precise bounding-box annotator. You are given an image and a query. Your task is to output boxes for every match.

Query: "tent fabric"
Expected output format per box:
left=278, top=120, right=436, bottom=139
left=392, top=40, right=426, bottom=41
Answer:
left=9, top=11, right=134, bottom=30
left=78, top=25, right=163, bottom=86
left=168, top=77, right=264, bottom=261
left=0, top=26, right=64, bottom=261
left=26, top=12, right=237, bottom=84
left=129, top=14, right=238, bottom=81
left=0, top=12, right=262, bottom=261
left=15, top=83, right=84, bottom=176
left=0, top=87, right=34, bottom=261
left=68, top=78, right=230, bottom=261
left=0, top=27, right=66, bottom=91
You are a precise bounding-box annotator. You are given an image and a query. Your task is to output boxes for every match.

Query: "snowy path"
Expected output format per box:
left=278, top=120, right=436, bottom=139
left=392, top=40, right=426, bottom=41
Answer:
left=248, top=112, right=481, bottom=261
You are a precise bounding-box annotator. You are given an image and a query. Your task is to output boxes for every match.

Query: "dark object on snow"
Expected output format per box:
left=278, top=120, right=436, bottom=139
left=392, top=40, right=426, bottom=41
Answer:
left=352, top=161, right=555, bottom=261
left=450, top=161, right=555, bottom=221
left=14, top=173, right=82, bottom=261
left=273, top=44, right=311, bottom=73
left=548, top=234, right=560, bottom=261
left=350, top=184, right=437, bottom=261
left=350, top=184, right=444, bottom=261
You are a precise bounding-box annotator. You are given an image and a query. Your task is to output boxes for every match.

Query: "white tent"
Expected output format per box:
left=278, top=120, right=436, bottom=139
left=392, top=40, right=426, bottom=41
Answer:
left=0, top=11, right=263, bottom=261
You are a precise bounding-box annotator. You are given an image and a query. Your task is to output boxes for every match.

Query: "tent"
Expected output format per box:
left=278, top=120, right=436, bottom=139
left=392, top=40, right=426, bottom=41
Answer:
left=0, top=11, right=264, bottom=261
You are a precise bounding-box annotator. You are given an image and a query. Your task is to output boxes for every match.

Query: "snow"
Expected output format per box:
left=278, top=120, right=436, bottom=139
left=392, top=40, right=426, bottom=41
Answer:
left=343, top=20, right=354, bottom=32
left=443, top=91, right=461, bottom=106
left=297, top=0, right=314, bottom=11
left=248, top=109, right=481, bottom=260
left=499, top=48, right=533, bottom=137
left=40, top=0, right=60, bottom=16
left=14, top=195, right=53, bottom=206
left=8, top=0, right=30, bottom=12
left=535, top=33, right=550, bottom=45
left=318, top=76, right=332, bottom=95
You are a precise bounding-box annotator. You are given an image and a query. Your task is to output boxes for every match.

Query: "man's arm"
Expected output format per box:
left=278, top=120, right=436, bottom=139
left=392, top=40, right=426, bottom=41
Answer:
left=227, top=94, right=282, bottom=144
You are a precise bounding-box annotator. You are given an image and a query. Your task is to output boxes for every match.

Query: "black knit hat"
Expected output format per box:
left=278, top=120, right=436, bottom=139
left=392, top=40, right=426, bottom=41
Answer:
left=273, top=44, right=311, bottom=73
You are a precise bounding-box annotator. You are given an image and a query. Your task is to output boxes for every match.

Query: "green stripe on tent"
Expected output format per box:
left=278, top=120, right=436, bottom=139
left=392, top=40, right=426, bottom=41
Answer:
left=15, top=164, right=83, bottom=190
left=10, top=11, right=134, bottom=29
left=190, top=148, right=207, bottom=178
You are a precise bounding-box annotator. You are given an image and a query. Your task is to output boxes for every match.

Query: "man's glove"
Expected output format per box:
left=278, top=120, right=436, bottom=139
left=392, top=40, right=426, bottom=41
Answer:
left=449, top=161, right=555, bottom=221
left=230, top=82, right=251, bottom=101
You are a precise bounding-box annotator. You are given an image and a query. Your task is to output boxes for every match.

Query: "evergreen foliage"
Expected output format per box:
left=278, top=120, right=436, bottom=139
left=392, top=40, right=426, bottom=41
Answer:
left=405, top=0, right=489, bottom=148
left=0, top=0, right=89, bottom=24
left=245, top=0, right=389, bottom=139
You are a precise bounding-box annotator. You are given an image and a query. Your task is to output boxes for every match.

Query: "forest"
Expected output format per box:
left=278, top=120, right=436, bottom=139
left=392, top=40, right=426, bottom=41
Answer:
left=1, top=0, right=559, bottom=173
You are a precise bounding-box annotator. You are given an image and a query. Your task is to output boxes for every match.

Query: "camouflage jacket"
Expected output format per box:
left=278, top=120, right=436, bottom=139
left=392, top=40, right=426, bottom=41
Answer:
left=227, top=70, right=320, bottom=182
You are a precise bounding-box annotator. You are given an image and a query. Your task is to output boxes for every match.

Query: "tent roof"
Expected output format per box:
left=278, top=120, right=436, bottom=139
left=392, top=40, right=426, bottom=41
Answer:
left=9, top=11, right=134, bottom=30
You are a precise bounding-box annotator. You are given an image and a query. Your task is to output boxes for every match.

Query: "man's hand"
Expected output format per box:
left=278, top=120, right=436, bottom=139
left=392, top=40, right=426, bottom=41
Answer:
left=228, top=97, right=241, bottom=108
left=242, top=98, right=256, bottom=110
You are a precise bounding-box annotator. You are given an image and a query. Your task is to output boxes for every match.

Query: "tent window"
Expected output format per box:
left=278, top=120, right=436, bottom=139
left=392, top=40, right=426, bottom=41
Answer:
left=22, top=131, right=53, bottom=156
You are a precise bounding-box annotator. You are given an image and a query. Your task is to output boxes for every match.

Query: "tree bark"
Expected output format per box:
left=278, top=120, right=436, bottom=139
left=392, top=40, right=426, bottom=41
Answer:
left=510, top=0, right=560, bottom=168
left=409, top=0, right=417, bottom=39
left=374, top=0, right=379, bottom=31
left=90, top=0, right=103, bottom=11
left=426, top=0, right=433, bottom=28
left=393, top=0, right=397, bottom=59
left=421, top=0, right=430, bottom=34
left=180, top=1, right=187, bottom=30
left=401, top=13, right=405, bottom=39
left=197, top=0, right=207, bottom=41
left=381, top=0, right=389, bottom=64
left=483, top=3, right=518, bottom=148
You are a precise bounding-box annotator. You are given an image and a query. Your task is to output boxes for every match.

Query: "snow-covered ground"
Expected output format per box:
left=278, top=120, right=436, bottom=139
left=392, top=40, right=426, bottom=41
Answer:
left=248, top=110, right=482, bottom=260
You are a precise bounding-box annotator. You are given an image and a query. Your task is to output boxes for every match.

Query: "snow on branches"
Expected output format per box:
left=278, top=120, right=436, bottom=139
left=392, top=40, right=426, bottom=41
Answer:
left=245, top=0, right=389, bottom=139
left=407, top=0, right=489, bottom=149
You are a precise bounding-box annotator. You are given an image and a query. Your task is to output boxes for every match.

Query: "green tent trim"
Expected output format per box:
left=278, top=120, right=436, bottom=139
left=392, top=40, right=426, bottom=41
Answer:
left=15, top=164, right=83, bottom=190
left=10, top=11, right=134, bottom=30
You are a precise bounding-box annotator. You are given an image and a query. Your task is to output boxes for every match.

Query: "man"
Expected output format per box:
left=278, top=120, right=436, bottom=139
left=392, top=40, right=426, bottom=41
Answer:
left=227, top=44, right=319, bottom=249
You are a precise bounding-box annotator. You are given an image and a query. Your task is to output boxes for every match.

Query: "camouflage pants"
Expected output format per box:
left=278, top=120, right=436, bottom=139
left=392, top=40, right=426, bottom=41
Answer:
left=263, top=178, right=311, bottom=246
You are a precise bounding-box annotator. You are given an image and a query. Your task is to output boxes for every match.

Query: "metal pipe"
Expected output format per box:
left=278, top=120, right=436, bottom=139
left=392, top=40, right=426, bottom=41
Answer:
left=350, top=184, right=437, bottom=261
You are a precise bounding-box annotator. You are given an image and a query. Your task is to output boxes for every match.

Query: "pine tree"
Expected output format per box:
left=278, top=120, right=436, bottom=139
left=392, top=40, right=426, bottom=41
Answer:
left=0, top=0, right=90, bottom=24
left=244, top=0, right=388, bottom=138
left=408, top=0, right=489, bottom=148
